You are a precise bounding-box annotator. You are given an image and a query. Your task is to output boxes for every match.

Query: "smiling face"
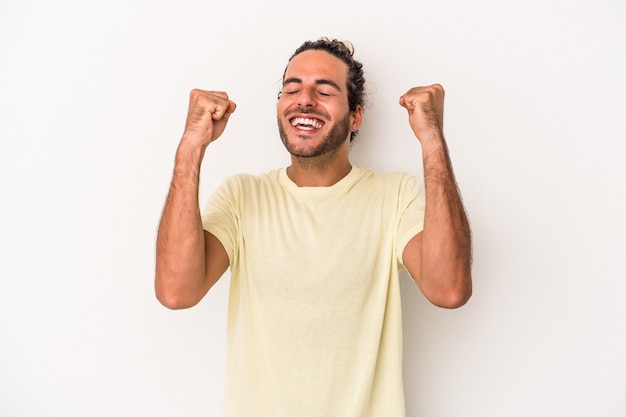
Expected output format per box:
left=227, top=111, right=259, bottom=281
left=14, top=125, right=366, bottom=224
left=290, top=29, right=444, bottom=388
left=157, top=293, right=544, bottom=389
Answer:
left=277, top=49, right=362, bottom=159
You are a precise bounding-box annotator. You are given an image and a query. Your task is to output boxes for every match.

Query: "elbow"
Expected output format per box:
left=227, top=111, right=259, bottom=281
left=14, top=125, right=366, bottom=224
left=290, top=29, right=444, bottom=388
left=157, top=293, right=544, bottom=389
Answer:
left=155, top=289, right=200, bottom=310
left=154, top=273, right=202, bottom=310
left=432, top=284, right=472, bottom=309
left=423, top=270, right=473, bottom=309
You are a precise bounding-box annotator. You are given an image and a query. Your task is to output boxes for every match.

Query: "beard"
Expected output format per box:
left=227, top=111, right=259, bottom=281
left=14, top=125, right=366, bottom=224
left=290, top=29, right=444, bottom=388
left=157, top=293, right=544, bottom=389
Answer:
left=278, top=111, right=351, bottom=158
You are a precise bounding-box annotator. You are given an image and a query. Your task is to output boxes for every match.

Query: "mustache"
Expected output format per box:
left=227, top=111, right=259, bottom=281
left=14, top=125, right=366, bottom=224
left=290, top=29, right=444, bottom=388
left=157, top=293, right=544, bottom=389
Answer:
left=286, top=107, right=330, bottom=119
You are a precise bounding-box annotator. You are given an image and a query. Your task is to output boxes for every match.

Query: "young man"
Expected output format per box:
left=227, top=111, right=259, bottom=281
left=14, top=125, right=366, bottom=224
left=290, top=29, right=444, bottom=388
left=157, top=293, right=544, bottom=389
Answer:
left=155, top=38, right=472, bottom=416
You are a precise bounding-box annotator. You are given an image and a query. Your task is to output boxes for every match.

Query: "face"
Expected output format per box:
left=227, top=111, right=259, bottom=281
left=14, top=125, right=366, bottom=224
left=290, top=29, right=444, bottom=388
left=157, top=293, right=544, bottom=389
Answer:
left=277, top=50, right=362, bottom=158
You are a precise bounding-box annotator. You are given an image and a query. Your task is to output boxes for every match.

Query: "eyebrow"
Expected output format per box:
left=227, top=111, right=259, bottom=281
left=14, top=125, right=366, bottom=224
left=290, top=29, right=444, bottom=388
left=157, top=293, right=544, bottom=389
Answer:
left=283, top=77, right=342, bottom=92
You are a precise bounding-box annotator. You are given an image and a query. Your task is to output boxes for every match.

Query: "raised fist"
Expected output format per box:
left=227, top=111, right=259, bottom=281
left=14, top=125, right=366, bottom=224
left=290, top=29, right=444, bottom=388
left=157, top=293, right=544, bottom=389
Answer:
left=399, top=84, right=445, bottom=143
left=183, top=89, right=237, bottom=147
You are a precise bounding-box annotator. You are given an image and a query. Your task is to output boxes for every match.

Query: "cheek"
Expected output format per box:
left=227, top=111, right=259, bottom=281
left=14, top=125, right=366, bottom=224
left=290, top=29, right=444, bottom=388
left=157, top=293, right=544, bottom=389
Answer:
left=276, top=97, right=290, bottom=114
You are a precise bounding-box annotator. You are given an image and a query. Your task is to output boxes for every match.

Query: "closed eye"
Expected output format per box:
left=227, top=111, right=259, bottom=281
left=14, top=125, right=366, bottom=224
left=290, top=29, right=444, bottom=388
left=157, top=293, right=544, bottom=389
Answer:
left=282, top=77, right=342, bottom=96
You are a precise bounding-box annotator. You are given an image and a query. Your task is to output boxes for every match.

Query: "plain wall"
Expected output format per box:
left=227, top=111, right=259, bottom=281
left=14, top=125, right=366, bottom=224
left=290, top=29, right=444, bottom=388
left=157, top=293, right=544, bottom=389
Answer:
left=1, top=0, right=625, bottom=416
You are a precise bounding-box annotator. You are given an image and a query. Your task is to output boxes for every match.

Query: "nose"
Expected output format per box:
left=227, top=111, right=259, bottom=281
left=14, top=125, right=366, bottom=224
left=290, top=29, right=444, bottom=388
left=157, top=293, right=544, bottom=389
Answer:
left=297, top=88, right=316, bottom=107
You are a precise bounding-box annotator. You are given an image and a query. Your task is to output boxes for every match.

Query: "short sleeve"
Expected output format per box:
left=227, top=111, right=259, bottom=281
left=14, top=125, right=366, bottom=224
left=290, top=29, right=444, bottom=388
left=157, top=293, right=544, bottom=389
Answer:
left=201, top=176, right=241, bottom=265
left=395, top=175, right=426, bottom=267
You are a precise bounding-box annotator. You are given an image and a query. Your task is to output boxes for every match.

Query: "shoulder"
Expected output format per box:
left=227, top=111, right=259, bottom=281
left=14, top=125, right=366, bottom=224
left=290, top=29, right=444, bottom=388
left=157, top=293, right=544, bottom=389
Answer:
left=216, top=169, right=283, bottom=197
left=221, top=169, right=281, bottom=186
left=355, top=167, right=422, bottom=189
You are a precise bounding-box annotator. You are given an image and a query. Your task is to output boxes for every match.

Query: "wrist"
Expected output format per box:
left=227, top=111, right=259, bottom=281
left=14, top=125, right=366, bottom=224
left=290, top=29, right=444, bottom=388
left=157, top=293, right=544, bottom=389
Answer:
left=174, top=137, right=207, bottom=175
left=419, top=129, right=447, bottom=153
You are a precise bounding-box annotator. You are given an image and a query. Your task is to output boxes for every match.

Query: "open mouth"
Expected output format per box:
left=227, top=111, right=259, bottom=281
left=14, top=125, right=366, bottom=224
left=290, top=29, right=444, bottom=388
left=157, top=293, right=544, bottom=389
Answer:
left=290, top=117, right=325, bottom=131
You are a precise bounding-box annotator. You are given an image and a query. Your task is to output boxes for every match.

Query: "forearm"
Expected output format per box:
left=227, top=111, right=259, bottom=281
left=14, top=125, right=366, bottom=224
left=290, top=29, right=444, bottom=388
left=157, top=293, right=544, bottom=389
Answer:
left=419, top=132, right=472, bottom=306
left=155, top=141, right=210, bottom=309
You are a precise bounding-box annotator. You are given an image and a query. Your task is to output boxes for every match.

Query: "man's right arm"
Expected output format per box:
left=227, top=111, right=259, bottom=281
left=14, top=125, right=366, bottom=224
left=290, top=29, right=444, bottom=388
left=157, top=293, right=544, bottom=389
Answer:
left=155, top=90, right=236, bottom=309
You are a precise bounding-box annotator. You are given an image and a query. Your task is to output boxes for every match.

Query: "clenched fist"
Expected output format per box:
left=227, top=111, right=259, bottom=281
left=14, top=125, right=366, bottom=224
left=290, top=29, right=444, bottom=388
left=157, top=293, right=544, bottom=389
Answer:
left=183, top=89, right=237, bottom=148
left=399, top=84, right=445, bottom=144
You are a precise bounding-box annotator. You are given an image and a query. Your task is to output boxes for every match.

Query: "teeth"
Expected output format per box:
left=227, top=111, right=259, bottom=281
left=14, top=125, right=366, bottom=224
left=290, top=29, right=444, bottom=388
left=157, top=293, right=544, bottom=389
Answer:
left=291, top=117, right=323, bottom=129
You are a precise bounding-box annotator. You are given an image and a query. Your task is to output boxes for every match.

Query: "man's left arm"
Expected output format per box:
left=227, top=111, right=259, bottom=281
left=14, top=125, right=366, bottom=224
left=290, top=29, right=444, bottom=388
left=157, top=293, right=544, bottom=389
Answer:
left=400, top=84, right=472, bottom=308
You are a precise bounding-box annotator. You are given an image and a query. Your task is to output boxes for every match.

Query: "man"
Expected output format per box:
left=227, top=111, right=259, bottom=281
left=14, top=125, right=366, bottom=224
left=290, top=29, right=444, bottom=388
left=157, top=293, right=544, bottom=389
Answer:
left=155, top=38, right=472, bottom=416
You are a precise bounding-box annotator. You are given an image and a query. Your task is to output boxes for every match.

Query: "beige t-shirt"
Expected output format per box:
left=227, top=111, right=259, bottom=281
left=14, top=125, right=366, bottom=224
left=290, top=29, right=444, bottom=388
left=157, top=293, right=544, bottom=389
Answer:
left=202, top=167, right=425, bottom=417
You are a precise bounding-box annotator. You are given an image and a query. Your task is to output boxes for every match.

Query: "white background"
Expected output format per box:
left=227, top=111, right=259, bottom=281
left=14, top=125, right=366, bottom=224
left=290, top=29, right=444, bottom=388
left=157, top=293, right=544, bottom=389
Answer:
left=1, top=0, right=625, bottom=416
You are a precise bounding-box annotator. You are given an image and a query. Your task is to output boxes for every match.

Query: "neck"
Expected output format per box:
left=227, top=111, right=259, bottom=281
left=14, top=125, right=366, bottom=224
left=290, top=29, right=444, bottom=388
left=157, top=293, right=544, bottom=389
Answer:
left=287, top=152, right=352, bottom=187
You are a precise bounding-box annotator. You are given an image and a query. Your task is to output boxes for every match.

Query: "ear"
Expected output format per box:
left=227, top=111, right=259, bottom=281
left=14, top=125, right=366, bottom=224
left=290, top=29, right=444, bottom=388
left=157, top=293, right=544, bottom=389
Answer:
left=351, top=105, right=363, bottom=131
